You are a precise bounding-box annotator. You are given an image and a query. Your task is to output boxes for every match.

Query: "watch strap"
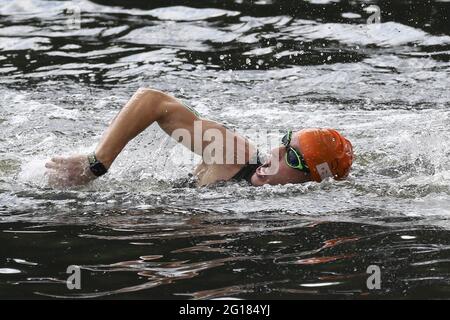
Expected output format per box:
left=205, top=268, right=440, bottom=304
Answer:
left=87, top=153, right=108, bottom=177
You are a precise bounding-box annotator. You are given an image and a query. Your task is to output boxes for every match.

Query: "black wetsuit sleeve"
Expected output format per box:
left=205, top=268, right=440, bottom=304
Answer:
left=231, top=150, right=262, bottom=183
left=181, top=102, right=201, bottom=118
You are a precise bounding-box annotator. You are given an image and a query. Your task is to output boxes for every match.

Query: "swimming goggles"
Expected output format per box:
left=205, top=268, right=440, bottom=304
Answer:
left=281, top=130, right=310, bottom=173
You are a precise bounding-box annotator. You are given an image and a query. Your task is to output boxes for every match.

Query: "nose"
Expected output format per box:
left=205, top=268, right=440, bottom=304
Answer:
left=270, top=146, right=285, bottom=162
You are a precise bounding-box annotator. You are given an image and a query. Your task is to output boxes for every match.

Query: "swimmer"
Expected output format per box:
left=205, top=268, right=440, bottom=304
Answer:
left=45, top=88, right=354, bottom=187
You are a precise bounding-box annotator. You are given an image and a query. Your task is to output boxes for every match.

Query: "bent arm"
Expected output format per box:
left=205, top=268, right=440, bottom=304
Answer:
left=95, top=88, right=254, bottom=169
left=94, top=88, right=168, bottom=168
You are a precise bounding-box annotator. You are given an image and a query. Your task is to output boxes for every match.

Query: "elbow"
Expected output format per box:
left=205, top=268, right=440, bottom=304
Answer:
left=135, top=87, right=167, bottom=106
left=136, top=87, right=165, bottom=100
left=134, top=87, right=173, bottom=118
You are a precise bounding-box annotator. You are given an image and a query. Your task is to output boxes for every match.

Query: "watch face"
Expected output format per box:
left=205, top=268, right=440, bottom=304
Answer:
left=87, top=154, right=96, bottom=165
left=88, top=153, right=107, bottom=177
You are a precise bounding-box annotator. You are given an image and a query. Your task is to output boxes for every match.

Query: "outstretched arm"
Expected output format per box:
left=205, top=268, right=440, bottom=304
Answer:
left=45, top=88, right=253, bottom=187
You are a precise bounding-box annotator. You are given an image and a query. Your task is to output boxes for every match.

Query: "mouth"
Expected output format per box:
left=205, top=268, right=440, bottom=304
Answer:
left=255, top=159, right=272, bottom=177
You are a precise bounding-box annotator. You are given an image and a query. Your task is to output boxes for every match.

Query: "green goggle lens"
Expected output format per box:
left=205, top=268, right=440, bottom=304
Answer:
left=286, top=148, right=301, bottom=168
left=281, top=130, right=309, bottom=172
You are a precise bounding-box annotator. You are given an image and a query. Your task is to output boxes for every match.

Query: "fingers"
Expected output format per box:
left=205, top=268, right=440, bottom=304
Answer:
left=45, top=155, right=66, bottom=169
left=51, top=156, right=66, bottom=163
left=46, top=155, right=74, bottom=169
left=46, top=168, right=73, bottom=188
left=45, top=169, right=63, bottom=186
left=45, top=161, right=59, bottom=169
left=45, top=154, right=93, bottom=188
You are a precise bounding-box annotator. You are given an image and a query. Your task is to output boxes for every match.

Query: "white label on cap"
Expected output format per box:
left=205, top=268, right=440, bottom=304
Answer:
left=316, top=162, right=333, bottom=180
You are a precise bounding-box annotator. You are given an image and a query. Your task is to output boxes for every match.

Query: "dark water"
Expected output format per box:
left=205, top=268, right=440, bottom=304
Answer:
left=0, top=0, right=449, bottom=299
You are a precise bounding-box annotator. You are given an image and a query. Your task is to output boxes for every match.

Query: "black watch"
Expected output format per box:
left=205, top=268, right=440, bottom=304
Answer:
left=87, top=153, right=108, bottom=177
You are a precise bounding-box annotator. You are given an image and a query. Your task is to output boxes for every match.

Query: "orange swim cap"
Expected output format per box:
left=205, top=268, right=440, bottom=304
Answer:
left=297, top=128, right=354, bottom=182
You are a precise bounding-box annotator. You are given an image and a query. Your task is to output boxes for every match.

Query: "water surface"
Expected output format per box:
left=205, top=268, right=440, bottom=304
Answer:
left=0, top=0, right=449, bottom=299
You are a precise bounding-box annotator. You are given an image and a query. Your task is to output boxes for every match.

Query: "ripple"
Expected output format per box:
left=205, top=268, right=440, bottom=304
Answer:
left=147, top=6, right=240, bottom=21
left=0, top=268, right=21, bottom=274
left=119, top=23, right=238, bottom=51
left=1, top=0, right=450, bottom=300
left=300, top=282, right=341, bottom=287
left=282, top=21, right=450, bottom=47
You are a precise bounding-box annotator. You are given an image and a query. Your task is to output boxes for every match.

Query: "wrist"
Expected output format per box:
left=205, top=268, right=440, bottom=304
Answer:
left=94, top=148, right=114, bottom=170
left=87, top=152, right=108, bottom=177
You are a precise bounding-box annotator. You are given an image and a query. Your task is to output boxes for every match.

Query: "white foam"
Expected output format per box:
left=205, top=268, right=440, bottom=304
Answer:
left=17, top=158, right=49, bottom=186
left=342, top=12, right=362, bottom=19
left=0, top=37, right=51, bottom=51
left=283, top=21, right=450, bottom=47
left=147, top=6, right=240, bottom=21
left=306, top=0, right=340, bottom=4
left=0, top=268, right=21, bottom=274
left=0, top=1, right=240, bottom=19
left=119, top=23, right=238, bottom=50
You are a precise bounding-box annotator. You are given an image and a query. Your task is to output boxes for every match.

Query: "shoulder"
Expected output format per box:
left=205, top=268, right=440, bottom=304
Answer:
left=195, top=162, right=245, bottom=187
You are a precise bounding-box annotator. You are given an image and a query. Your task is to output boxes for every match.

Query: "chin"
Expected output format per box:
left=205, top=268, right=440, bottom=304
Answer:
left=251, top=174, right=279, bottom=186
left=250, top=174, right=267, bottom=186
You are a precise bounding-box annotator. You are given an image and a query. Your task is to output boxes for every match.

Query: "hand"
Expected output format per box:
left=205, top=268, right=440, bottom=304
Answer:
left=45, top=154, right=97, bottom=187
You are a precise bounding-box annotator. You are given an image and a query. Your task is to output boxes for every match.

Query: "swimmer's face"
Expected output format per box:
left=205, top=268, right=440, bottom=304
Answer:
left=250, top=131, right=312, bottom=186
